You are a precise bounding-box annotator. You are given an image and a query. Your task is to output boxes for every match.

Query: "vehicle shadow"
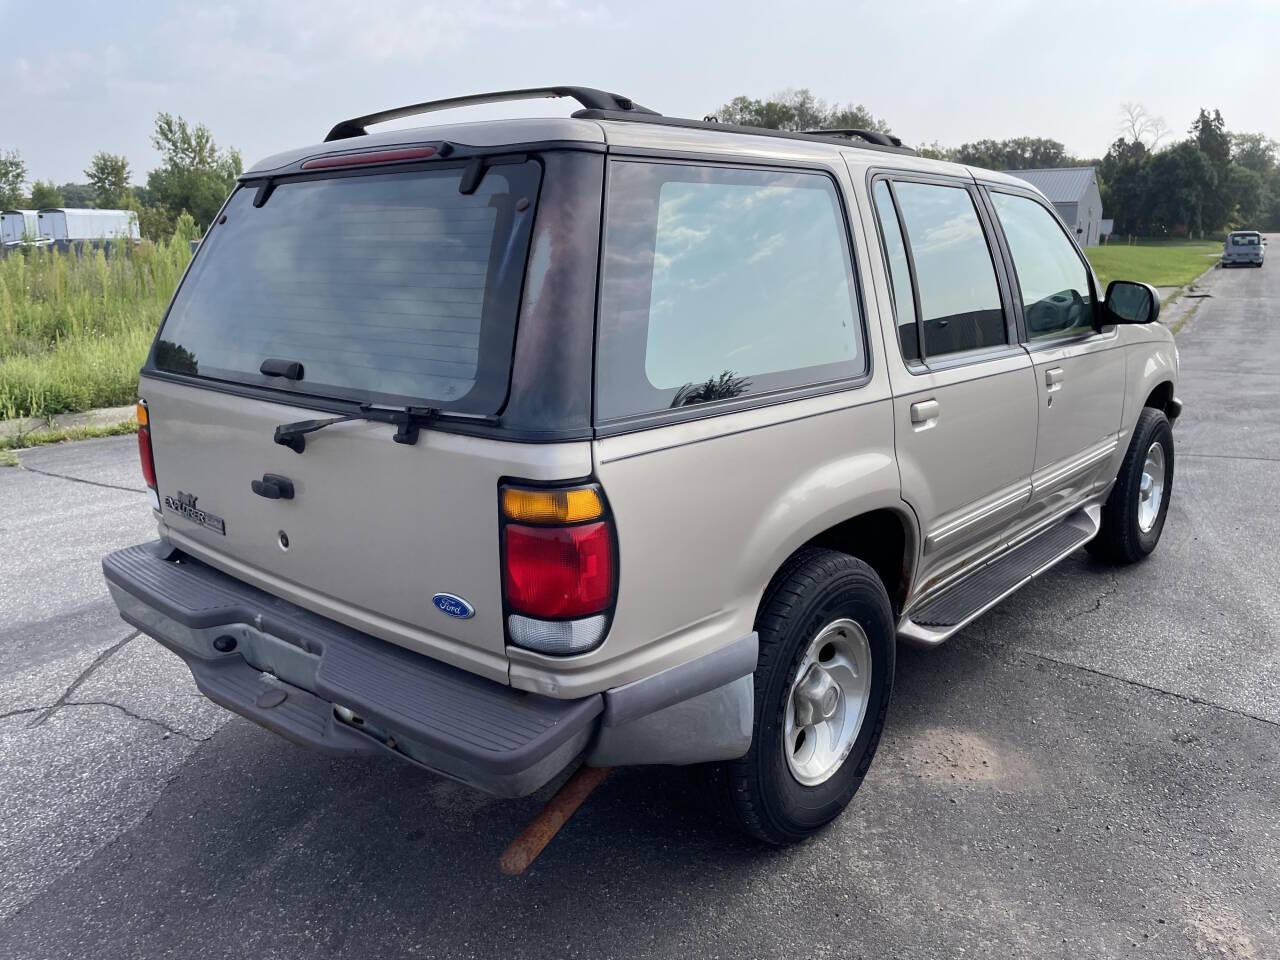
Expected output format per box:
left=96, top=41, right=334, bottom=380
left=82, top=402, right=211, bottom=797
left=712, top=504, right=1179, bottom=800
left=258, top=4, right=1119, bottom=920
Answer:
left=10, top=637, right=978, bottom=957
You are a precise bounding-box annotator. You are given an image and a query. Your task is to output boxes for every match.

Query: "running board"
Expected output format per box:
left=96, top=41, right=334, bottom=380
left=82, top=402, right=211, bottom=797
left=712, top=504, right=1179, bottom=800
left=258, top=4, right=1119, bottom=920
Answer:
left=898, top=505, right=1101, bottom=646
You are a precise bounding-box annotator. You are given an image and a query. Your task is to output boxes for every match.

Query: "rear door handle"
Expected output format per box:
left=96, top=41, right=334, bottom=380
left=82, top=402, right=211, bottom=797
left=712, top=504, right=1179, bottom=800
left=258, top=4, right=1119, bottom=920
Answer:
left=251, top=473, right=295, bottom=500
left=910, top=399, right=940, bottom=424
left=1045, top=367, right=1065, bottom=391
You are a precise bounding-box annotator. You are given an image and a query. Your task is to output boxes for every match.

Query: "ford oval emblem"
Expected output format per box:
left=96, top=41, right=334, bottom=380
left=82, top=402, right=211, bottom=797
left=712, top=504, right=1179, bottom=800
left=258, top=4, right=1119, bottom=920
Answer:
left=432, top=593, right=475, bottom=619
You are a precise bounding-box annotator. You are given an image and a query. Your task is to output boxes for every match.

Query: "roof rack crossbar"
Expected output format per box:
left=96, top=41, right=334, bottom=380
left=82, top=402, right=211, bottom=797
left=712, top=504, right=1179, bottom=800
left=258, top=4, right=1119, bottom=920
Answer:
left=799, top=128, right=903, bottom=148
left=325, top=86, right=658, bottom=142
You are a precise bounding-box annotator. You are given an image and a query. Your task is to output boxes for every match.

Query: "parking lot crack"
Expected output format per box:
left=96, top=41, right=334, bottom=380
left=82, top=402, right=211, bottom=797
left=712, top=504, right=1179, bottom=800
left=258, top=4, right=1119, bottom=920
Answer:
left=16, top=463, right=146, bottom=494
left=0, top=705, right=47, bottom=722
left=62, top=701, right=210, bottom=742
left=28, top=631, right=139, bottom=728
left=1061, top=570, right=1119, bottom=623
left=1021, top=650, right=1279, bottom=729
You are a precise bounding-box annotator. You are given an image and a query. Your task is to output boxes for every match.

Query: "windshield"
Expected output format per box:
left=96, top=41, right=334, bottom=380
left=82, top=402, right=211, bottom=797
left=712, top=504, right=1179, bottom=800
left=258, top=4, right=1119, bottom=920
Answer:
left=1230, top=233, right=1260, bottom=246
left=152, top=159, right=542, bottom=413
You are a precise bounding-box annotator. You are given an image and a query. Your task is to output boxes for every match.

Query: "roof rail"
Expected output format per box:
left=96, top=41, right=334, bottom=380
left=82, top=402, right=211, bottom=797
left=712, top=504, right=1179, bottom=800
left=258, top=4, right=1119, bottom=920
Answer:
left=325, top=86, right=658, bottom=142
left=800, top=128, right=903, bottom=149
left=572, top=109, right=918, bottom=156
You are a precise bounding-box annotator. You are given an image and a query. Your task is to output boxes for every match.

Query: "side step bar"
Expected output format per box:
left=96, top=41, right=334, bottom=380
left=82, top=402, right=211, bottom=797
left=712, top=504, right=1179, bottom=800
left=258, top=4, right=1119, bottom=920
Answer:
left=898, top=505, right=1101, bottom=646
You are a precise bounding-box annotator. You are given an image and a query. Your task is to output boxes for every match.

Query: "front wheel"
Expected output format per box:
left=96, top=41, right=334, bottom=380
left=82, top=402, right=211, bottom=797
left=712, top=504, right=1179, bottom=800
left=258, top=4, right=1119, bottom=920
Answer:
left=707, top=549, right=894, bottom=844
left=1088, top=407, right=1174, bottom=563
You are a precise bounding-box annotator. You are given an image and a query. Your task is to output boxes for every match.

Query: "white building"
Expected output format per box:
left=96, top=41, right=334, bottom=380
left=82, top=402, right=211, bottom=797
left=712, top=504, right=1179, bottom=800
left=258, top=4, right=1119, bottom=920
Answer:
left=1001, top=167, right=1104, bottom=247
left=1, top=209, right=40, bottom=245
left=37, top=208, right=140, bottom=243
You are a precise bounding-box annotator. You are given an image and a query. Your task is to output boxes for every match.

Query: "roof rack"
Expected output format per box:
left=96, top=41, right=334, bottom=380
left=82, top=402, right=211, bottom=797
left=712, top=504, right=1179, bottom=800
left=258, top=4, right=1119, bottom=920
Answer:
left=799, top=128, right=903, bottom=149
left=325, top=86, right=658, bottom=142
left=572, top=108, right=917, bottom=156
left=323, top=86, right=917, bottom=157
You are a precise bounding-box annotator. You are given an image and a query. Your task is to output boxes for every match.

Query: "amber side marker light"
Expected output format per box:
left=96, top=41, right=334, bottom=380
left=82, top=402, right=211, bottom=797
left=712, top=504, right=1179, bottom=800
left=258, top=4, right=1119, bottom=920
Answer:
left=501, top=486, right=603, bottom=525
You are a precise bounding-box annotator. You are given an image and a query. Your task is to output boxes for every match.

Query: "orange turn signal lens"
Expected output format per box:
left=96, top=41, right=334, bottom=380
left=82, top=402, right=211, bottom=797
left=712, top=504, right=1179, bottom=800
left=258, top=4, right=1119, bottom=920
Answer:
left=135, top=401, right=148, bottom=427
left=501, top=486, right=603, bottom=525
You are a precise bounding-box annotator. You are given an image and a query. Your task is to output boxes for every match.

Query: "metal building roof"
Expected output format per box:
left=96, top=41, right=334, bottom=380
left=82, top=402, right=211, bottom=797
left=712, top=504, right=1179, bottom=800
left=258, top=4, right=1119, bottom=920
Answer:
left=1000, top=166, right=1097, bottom=203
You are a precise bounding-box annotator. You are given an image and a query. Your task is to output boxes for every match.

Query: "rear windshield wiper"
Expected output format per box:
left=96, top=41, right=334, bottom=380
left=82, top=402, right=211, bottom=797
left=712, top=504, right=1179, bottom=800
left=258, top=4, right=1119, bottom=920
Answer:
left=273, top=404, right=497, bottom=453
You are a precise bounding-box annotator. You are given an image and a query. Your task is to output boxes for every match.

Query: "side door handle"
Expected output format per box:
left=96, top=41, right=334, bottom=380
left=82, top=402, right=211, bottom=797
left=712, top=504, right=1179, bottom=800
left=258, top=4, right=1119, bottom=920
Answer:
left=910, top=399, right=940, bottom=425
left=251, top=473, right=295, bottom=500
left=1045, top=367, right=1065, bottom=392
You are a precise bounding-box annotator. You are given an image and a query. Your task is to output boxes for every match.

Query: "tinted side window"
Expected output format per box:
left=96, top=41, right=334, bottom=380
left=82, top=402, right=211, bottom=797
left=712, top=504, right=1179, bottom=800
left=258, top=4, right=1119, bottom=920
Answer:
left=596, top=161, right=864, bottom=421
left=893, top=181, right=1007, bottom=357
left=871, top=180, right=920, bottom=362
left=990, top=191, right=1093, bottom=340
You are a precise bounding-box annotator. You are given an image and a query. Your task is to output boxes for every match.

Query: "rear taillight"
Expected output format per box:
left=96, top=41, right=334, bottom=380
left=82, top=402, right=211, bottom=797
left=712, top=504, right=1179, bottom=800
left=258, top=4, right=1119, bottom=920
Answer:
left=500, top=482, right=617, bottom=656
left=137, top=400, right=159, bottom=510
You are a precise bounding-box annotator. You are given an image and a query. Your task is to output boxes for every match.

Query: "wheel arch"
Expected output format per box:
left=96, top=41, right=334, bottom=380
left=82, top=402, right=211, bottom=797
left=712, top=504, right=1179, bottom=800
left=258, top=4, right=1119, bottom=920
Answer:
left=1144, top=379, right=1175, bottom=415
left=761, top=507, right=917, bottom=620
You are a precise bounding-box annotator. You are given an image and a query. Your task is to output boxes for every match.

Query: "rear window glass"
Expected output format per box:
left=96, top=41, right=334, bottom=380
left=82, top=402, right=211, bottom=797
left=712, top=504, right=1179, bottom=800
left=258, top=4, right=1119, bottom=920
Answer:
left=1230, top=233, right=1260, bottom=245
left=153, top=160, right=542, bottom=413
left=596, top=160, right=864, bottom=422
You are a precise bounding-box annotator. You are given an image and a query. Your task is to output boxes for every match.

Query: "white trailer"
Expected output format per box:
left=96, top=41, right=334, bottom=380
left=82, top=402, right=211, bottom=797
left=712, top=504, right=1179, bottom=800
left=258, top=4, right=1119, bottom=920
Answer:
left=37, top=208, right=140, bottom=243
left=1, top=209, right=40, bottom=245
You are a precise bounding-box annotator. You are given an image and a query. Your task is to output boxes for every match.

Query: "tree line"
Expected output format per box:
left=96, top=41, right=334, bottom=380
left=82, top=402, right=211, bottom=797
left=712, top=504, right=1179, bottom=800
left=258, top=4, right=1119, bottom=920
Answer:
left=4, top=94, right=1275, bottom=241
left=0, top=113, right=241, bottom=241
left=713, top=91, right=1279, bottom=235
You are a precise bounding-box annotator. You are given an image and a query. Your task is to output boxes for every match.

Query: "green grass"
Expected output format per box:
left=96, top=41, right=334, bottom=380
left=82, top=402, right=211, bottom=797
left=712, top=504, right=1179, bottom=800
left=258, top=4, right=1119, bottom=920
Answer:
left=0, top=220, right=196, bottom=420
left=1085, top=240, right=1221, bottom=290
left=0, top=418, right=138, bottom=452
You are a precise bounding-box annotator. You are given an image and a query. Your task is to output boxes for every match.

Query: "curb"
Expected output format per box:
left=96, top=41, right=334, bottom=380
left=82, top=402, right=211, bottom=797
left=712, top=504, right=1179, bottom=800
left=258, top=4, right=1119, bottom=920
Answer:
left=0, top=404, right=137, bottom=441
left=1162, top=258, right=1222, bottom=336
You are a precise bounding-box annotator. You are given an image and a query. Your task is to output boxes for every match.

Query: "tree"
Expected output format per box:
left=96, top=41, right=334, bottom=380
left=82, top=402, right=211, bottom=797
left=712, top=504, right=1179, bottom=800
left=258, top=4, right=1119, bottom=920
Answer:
left=712, top=89, right=891, bottom=135
left=949, top=137, right=1075, bottom=170
left=1230, top=133, right=1277, bottom=176
left=1145, top=142, right=1210, bottom=235
left=145, top=113, right=241, bottom=230
left=1189, top=108, right=1232, bottom=232
left=29, top=180, right=64, bottom=208
left=0, top=149, right=26, bottom=208
left=85, top=152, right=133, bottom=208
left=1119, top=103, right=1169, bottom=149
left=136, top=204, right=175, bottom=242
left=57, top=183, right=96, bottom=207
left=915, top=141, right=950, bottom=161
left=1226, top=164, right=1264, bottom=227
left=1098, top=137, right=1150, bottom=235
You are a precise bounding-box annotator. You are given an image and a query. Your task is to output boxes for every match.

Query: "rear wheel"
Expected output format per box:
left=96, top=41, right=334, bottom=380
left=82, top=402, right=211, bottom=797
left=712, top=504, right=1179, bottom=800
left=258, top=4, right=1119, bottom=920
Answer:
left=707, top=549, right=894, bottom=844
left=1088, top=407, right=1174, bottom=563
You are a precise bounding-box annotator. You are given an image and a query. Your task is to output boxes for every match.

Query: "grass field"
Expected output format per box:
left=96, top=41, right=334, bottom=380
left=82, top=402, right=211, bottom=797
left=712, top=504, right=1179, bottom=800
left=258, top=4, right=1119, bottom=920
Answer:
left=1085, top=240, right=1221, bottom=290
left=0, top=223, right=194, bottom=420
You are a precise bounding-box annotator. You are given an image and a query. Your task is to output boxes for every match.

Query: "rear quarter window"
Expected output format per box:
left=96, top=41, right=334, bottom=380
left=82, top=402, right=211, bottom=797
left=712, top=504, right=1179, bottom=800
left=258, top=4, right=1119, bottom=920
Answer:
left=595, top=160, right=865, bottom=422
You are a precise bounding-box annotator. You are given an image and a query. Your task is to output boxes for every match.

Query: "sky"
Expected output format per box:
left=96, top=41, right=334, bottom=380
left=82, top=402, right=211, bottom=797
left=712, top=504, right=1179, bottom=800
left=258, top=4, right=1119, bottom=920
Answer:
left=3, top=0, right=1277, bottom=186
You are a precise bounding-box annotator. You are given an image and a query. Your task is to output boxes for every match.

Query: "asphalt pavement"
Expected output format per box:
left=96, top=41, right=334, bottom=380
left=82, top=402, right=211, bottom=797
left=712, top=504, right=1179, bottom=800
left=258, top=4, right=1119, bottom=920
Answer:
left=0, top=249, right=1276, bottom=959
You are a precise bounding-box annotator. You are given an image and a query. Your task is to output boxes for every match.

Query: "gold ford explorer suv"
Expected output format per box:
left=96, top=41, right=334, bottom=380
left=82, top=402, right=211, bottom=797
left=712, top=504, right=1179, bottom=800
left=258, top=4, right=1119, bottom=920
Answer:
left=104, top=87, right=1181, bottom=844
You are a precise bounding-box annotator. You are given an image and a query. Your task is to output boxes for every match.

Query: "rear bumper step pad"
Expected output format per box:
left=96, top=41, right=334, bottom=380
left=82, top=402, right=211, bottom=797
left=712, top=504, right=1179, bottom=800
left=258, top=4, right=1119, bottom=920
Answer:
left=103, top=541, right=601, bottom=797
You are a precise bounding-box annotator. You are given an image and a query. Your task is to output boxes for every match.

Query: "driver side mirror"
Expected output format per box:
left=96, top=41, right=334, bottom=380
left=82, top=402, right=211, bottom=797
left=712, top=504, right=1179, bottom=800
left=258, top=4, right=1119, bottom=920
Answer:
left=1103, top=280, right=1160, bottom=325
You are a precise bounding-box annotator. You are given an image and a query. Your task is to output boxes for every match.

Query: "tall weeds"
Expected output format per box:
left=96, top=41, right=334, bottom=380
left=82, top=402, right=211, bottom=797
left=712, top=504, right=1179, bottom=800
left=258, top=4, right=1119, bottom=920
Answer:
left=0, top=216, right=196, bottom=419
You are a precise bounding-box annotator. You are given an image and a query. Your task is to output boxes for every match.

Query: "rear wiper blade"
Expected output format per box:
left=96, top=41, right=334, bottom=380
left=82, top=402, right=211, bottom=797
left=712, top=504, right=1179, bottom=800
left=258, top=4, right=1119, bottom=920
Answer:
left=273, top=404, right=453, bottom=453
left=273, top=414, right=361, bottom=453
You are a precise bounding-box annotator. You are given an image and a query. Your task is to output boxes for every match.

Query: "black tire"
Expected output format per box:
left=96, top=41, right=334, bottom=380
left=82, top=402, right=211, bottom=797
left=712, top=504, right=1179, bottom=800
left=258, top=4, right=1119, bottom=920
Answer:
left=706, top=549, right=895, bottom=844
left=1088, top=407, right=1174, bottom=564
